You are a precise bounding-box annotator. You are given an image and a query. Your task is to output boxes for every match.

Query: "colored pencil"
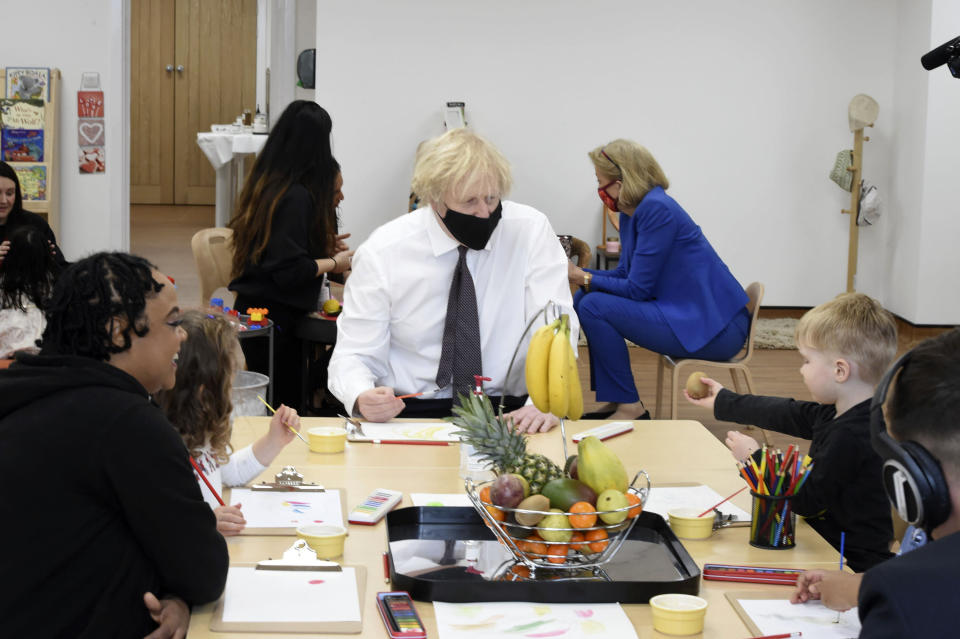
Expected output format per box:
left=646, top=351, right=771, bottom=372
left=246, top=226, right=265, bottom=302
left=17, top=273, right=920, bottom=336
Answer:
left=752, top=632, right=802, bottom=639
left=257, top=395, right=308, bottom=445
left=189, top=456, right=225, bottom=506
left=697, top=486, right=748, bottom=518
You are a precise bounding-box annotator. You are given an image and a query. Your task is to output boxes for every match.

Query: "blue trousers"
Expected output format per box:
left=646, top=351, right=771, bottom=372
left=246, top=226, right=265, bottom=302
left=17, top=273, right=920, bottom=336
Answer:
left=574, top=290, right=750, bottom=403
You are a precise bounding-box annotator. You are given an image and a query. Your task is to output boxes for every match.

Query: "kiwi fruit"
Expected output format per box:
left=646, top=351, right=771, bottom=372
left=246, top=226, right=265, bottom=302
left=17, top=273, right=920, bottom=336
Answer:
left=685, top=371, right=709, bottom=399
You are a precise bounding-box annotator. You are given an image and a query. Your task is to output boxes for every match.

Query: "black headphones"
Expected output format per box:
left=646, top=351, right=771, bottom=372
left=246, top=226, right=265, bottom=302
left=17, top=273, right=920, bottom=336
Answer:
left=870, top=349, right=952, bottom=533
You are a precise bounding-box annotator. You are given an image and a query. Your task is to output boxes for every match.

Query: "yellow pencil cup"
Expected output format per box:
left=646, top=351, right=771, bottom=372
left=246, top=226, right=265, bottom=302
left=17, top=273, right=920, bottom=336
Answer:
left=649, top=593, right=708, bottom=635
left=307, top=426, right=347, bottom=453
left=667, top=507, right=715, bottom=540
left=296, top=524, right=347, bottom=559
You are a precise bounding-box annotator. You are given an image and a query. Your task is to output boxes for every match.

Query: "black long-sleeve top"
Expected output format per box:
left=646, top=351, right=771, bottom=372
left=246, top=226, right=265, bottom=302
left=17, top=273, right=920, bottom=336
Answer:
left=0, top=353, right=228, bottom=637
left=714, top=389, right=894, bottom=572
left=0, top=209, right=67, bottom=266
left=228, top=185, right=326, bottom=313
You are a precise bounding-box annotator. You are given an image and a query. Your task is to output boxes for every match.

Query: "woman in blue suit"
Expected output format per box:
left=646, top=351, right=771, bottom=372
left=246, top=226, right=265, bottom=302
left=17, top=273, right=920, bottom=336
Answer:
left=569, top=140, right=749, bottom=420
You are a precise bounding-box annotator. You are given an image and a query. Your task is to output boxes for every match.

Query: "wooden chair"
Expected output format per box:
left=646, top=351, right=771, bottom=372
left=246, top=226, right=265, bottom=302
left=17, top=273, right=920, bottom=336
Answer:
left=191, top=227, right=234, bottom=305
left=655, top=282, right=765, bottom=420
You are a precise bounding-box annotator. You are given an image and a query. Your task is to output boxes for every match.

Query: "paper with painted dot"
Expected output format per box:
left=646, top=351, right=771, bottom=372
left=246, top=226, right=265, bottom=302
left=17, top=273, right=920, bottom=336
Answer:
left=221, top=566, right=360, bottom=623
left=433, top=601, right=637, bottom=639
left=228, top=488, right=343, bottom=529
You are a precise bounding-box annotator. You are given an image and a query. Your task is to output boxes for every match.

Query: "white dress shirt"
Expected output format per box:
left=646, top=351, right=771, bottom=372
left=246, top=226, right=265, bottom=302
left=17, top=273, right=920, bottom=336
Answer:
left=329, top=201, right=577, bottom=415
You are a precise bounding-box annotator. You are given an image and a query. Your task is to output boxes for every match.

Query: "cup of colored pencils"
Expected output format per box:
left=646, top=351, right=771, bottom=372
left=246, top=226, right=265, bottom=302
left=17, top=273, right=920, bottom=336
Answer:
left=740, top=445, right=813, bottom=549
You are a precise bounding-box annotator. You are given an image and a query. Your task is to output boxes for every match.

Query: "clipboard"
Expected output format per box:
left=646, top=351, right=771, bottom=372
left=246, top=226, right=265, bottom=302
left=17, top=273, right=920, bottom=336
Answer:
left=225, top=486, right=348, bottom=535
left=211, top=541, right=367, bottom=633
left=725, top=590, right=861, bottom=637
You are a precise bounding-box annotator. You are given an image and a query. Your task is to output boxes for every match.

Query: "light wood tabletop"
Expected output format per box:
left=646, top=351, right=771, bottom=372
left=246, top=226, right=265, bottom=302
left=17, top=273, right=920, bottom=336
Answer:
left=189, top=417, right=843, bottom=638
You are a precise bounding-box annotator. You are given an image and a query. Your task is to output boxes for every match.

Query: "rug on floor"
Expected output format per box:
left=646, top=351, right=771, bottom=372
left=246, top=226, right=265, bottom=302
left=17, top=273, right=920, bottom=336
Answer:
left=754, top=318, right=798, bottom=350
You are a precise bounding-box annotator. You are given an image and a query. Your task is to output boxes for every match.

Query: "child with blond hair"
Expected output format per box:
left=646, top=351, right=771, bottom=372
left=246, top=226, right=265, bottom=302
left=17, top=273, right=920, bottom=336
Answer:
left=157, top=310, right=301, bottom=535
left=686, top=292, right=898, bottom=571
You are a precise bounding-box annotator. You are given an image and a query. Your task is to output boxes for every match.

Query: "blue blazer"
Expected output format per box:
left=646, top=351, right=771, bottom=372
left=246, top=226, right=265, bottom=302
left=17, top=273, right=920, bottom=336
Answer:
left=589, top=187, right=747, bottom=352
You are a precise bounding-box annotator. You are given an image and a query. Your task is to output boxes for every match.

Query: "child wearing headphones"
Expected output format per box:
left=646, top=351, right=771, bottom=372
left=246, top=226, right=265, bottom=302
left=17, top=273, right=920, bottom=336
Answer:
left=791, top=328, right=960, bottom=635
left=157, top=310, right=301, bottom=535
left=686, top=293, right=898, bottom=571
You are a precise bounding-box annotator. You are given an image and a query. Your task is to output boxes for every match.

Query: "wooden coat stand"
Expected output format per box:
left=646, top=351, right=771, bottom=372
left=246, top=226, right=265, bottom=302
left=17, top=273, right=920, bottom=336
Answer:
left=841, top=125, right=871, bottom=292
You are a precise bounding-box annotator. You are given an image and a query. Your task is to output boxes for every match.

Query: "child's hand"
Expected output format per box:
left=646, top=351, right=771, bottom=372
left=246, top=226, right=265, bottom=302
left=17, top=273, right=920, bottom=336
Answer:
left=268, top=403, right=301, bottom=445
left=791, top=570, right=861, bottom=611
left=683, top=376, right=724, bottom=411
left=214, top=503, right=246, bottom=536
left=725, top=430, right=759, bottom=462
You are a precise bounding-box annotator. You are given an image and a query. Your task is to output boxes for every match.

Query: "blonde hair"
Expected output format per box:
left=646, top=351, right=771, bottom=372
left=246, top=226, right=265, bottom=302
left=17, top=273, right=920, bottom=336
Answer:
left=795, top=293, right=898, bottom=385
left=156, top=310, right=242, bottom=464
left=410, top=128, right=512, bottom=208
left=588, top=139, right=669, bottom=211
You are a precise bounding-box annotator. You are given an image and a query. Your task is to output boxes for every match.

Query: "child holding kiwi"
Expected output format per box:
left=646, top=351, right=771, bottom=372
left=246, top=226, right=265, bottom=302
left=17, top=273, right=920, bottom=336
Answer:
left=685, top=292, right=897, bottom=571
left=157, top=310, right=301, bottom=535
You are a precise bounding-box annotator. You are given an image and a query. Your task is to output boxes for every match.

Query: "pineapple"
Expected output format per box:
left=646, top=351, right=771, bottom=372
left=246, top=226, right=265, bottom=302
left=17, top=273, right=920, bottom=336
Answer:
left=448, top=392, right=564, bottom=494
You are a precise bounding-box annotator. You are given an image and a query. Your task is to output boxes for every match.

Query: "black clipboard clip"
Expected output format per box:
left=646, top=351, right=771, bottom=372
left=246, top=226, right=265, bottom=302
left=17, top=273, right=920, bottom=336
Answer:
left=256, top=539, right=341, bottom=572
left=252, top=465, right=324, bottom=492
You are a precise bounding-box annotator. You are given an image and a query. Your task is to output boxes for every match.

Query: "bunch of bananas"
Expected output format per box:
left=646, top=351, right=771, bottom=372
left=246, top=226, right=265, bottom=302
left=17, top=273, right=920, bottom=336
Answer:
left=525, top=314, right=583, bottom=420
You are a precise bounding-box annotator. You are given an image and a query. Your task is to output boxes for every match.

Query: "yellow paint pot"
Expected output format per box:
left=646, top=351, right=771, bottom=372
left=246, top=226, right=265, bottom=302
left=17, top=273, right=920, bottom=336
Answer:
left=307, top=426, right=347, bottom=453
left=296, top=524, right=347, bottom=559
left=649, top=593, right=708, bottom=635
left=667, top=507, right=714, bottom=540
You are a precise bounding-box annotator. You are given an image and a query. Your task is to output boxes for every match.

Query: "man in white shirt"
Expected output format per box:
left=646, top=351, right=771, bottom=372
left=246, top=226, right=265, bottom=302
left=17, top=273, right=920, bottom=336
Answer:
left=328, top=128, right=576, bottom=433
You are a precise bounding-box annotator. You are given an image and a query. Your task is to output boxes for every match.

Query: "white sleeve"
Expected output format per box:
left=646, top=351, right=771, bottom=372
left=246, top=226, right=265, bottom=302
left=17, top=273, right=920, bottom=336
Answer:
left=525, top=214, right=580, bottom=347
left=219, top=444, right=267, bottom=487
left=328, top=243, right=392, bottom=415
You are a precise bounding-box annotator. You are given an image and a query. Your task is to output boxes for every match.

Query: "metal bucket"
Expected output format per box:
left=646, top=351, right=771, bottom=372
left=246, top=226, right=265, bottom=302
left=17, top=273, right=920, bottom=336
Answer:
left=231, top=370, right=270, bottom=417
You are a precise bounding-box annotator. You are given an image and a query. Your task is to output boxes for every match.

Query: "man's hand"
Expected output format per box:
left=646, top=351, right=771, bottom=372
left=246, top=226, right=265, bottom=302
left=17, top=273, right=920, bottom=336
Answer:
left=357, top=387, right=404, bottom=422
left=143, top=593, right=189, bottom=639
left=507, top=405, right=559, bottom=433
left=725, top=431, right=760, bottom=462
left=791, top=570, right=862, bottom=611
left=214, top=503, right=246, bottom=536
left=683, top=375, right=723, bottom=410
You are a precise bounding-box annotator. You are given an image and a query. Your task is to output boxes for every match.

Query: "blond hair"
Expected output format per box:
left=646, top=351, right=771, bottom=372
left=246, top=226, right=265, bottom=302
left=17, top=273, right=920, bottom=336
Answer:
left=410, top=128, right=512, bottom=208
left=588, top=139, right=669, bottom=211
left=795, top=293, right=898, bottom=385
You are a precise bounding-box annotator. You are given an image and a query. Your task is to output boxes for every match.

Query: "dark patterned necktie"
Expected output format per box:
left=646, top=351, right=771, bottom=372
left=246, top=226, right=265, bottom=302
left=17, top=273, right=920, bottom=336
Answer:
left=436, top=246, right=482, bottom=403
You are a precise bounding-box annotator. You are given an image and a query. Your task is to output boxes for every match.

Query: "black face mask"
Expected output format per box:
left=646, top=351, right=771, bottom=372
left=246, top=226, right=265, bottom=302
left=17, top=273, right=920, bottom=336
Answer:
left=439, top=201, right=503, bottom=250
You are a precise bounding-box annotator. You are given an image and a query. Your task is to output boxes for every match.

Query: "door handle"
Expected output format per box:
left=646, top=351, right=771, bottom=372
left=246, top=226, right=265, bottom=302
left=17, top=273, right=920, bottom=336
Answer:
left=165, top=64, right=174, bottom=72
left=176, top=65, right=185, bottom=73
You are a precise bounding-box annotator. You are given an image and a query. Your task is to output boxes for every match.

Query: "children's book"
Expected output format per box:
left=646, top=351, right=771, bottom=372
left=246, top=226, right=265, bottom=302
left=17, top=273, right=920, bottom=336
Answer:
left=2, top=129, right=44, bottom=162
left=6, top=68, right=50, bottom=101
left=11, top=163, right=47, bottom=200
left=0, top=99, right=45, bottom=130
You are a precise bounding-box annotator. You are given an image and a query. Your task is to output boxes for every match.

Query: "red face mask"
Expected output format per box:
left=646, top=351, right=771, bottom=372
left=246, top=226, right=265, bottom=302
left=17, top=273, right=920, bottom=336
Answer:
left=598, top=181, right=619, bottom=211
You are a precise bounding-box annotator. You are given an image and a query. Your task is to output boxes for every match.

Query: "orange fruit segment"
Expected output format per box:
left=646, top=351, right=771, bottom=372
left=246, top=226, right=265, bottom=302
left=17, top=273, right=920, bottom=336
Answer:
left=567, top=501, right=598, bottom=529
left=626, top=492, right=643, bottom=518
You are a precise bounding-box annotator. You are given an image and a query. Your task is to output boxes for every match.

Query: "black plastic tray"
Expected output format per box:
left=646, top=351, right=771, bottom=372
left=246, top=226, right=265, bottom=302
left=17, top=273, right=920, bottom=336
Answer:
left=386, top=506, right=700, bottom=603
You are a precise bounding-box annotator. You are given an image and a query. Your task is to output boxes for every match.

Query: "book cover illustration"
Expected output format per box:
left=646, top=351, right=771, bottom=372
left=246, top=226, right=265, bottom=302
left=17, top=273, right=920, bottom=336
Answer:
left=6, top=68, right=50, bottom=101
left=11, top=163, right=47, bottom=200
left=1, top=128, right=44, bottom=162
left=0, top=99, right=45, bottom=130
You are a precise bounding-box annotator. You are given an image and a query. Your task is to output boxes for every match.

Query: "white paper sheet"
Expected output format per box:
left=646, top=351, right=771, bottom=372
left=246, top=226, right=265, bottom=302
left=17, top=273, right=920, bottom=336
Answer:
left=221, top=566, right=360, bottom=623
left=434, top=601, right=638, bottom=639
left=411, top=493, right=473, bottom=507
left=643, top=484, right=750, bottom=521
left=349, top=421, right=461, bottom=443
left=738, top=599, right=861, bottom=638
left=228, top=488, right=343, bottom=528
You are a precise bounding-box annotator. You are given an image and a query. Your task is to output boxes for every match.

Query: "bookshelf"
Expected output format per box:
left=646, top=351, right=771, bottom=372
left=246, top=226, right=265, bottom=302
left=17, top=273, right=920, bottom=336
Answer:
left=1, top=67, right=60, bottom=237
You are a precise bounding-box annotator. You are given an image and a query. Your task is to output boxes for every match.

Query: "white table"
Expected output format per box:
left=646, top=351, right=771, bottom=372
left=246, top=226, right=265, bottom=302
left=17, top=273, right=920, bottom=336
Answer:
left=196, top=132, right=268, bottom=227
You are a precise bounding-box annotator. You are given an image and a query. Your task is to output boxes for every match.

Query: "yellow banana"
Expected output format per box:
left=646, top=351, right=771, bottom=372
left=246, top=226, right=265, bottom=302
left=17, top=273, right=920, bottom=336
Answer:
left=525, top=319, right=559, bottom=412
left=547, top=315, right=570, bottom=418
left=566, top=333, right=583, bottom=420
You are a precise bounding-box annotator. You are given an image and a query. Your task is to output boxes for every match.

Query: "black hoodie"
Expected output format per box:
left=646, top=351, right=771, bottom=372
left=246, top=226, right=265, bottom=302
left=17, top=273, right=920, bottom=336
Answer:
left=0, top=353, right=228, bottom=638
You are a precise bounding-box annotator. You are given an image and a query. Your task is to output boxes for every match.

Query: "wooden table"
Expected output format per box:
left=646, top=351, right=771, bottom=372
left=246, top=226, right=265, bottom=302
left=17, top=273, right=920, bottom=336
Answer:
left=190, top=418, right=842, bottom=638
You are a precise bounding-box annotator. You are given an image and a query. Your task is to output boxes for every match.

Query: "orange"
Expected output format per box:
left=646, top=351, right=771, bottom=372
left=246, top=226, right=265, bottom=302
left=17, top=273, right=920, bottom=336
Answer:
left=567, top=501, right=598, bottom=529
left=509, top=564, right=531, bottom=579
left=484, top=504, right=506, bottom=522
left=525, top=541, right=548, bottom=559
left=479, top=486, right=491, bottom=504
left=626, top=492, right=643, bottom=519
left=546, top=544, right=569, bottom=564
left=584, top=528, right=609, bottom=553
left=569, top=531, right=586, bottom=552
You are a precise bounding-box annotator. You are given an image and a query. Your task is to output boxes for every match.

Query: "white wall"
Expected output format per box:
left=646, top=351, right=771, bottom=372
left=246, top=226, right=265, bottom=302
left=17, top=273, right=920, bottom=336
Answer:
left=3, top=0, right=129, bottom=259
left=316, top=0, right=902, bottom=310
left=293, top=0, right=316, bottom=102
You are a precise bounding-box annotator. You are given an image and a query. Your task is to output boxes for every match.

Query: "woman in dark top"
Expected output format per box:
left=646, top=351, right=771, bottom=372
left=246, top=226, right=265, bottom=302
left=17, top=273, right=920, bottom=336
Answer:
left=0, top=161, right=66, bottom=268
left=228, top=101, right=352, bottom=410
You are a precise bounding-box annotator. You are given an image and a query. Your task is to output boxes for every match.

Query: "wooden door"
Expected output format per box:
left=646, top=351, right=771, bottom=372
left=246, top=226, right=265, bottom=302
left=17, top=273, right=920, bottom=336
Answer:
left=130, top=0, right=256, bottom=205
left=130, top=0, right=175, bottom=204
left=173, top=0, right=257, bottom=205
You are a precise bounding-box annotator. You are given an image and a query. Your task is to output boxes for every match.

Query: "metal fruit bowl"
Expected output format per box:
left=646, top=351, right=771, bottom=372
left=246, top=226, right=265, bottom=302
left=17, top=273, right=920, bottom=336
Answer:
left=465, top=470, right=651, bottom=572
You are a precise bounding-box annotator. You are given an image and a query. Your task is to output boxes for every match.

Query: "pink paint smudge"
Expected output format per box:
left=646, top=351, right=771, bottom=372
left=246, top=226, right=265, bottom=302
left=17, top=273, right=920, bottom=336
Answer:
left=308, top=579, right=325, bottom=584
left=525, top=630, right=568, bottom=638
left=574, top=610, right=594, bottom=619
